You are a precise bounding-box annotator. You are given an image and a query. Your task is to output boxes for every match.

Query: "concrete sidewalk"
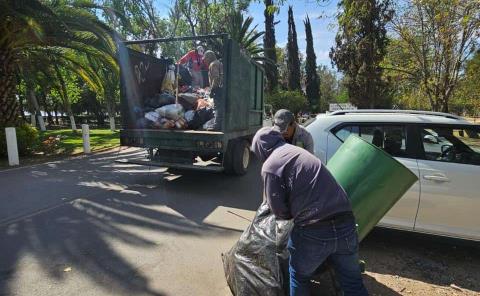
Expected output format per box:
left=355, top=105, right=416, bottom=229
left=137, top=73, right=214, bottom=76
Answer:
left=0, top=148, right=261, bottom=296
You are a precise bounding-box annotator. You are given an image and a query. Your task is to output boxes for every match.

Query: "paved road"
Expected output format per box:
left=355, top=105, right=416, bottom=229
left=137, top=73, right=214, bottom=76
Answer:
left=1, top=148, right=479, bottom=296
left=0, top=148, right=262, bottom=296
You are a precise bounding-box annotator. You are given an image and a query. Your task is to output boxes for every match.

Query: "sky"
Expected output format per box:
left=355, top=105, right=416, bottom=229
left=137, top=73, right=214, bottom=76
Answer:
left=155, top=0, right=340, bottom=69
left=247, top=0, right=340, bottom=68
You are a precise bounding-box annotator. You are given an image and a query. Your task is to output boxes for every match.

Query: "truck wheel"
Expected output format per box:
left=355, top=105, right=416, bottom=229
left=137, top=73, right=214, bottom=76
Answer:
left=225, top=139, right=250, bottom=175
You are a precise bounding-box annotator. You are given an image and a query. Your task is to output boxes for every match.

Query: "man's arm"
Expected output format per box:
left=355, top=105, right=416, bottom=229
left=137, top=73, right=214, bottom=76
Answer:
left=178, top=50, right=193, bottom=65
left=264, top=173, right=292, bottom=220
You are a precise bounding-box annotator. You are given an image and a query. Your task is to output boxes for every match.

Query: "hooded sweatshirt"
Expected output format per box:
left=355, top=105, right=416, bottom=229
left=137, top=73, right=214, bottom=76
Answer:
left=251, top=127, right=352, bottom=225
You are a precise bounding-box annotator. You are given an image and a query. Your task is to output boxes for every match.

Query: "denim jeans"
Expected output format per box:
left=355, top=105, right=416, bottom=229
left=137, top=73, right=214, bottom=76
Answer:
left=288, top=219, right=368, bottom=296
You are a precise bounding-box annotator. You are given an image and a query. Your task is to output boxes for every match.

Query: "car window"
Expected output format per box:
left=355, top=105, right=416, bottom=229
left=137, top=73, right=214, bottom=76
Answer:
left=421, top=126, right=480, bottom=165
left=333, top=125, right=359, bottom=142
left=333, top=124, right=407, bottom=157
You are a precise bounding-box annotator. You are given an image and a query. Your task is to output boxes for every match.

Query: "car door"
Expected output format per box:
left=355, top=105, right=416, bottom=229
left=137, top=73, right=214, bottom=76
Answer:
left=327, top=123, right=421, bottom=230
left=415, top=124, right=480, bottom=240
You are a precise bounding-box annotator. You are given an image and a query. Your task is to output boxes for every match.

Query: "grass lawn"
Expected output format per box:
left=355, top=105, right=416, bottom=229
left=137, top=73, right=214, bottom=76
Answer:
left=40, top=129, right=120, bottom=155
left=0, top=129, right=120, bottom=169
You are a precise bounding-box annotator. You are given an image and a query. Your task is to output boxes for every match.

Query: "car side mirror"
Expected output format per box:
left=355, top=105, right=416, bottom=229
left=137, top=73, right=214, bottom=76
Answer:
left=424, top=135, right=438, bottom=144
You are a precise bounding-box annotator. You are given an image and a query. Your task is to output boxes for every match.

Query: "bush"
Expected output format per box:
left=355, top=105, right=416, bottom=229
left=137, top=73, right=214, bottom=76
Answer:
left=265, top=90, right=307, bottom=115
left=0, top=125, right=39, bottom=157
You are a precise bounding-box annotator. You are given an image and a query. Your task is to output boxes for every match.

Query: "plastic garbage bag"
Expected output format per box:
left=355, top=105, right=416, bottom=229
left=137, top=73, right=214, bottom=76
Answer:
left=145, top=93, right=176, bottom=109
left=184, top=110, right=195, bottom=122
left=156, top=104, right=184, bottom=121
left=178, top=64, right=192, bottom=86
left=188, top=108, right=214, bottom=129
left=202, top=118, right=216, bottom=130
left=178, top=93, right=199, bottom=110
left=161, top=65, right=176, bottom=93
left=175, top=118, right=187, bottom=129
left=144, top=111, right=160, bottom=123
left=195, top=98, right=211, bottom=110
left=223, top=201, right=293, bottom=296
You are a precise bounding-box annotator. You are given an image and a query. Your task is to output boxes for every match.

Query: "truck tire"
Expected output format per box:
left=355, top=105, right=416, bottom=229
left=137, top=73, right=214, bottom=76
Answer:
left=224, top=139, right=250, bottom=175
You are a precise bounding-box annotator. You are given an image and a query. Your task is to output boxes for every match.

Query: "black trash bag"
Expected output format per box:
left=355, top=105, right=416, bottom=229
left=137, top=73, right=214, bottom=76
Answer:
left=223, top=201, right=293, bottom=296
left=178, top=93, right=199, bottom=110
left=178, top=64, right=192, bottom=86
left=187, top=107, right=214, bottom=129
left=144, top=93, right=176, bottom=109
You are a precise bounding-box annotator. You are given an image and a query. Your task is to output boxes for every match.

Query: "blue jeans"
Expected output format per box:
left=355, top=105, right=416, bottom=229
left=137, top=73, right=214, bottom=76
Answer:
left=288, top=219, right=368, bottom=296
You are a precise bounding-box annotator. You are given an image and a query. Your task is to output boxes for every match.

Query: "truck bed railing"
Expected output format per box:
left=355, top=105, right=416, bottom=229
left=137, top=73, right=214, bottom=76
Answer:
left=123, top=34, right=229, bottom=45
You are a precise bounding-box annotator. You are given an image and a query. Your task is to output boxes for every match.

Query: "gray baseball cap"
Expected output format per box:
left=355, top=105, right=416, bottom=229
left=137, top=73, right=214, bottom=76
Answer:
left=273, top=109, right=295, bottom=133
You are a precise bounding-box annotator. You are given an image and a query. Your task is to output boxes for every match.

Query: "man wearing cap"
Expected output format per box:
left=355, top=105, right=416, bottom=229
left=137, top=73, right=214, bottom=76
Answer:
left=203, top=50, right=224, bottom=130
left=274, top=109, right=314, bottom=154
left=251, top=126, right=368, bottom=296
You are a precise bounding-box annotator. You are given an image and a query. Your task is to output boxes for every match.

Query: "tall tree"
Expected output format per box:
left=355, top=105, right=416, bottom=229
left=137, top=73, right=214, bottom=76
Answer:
left=304, top=15, right=320, bottom=111
left=0, top=0, right=116, bottom=128
left=263, top=0, right=278, bottom=92
left=452, top=50, right=480, bottom=116
left=386, top=0, right=480, bottom=113
left=286, top=6, right=301, bottom=91
left=330, top=0, right=393, bottom=108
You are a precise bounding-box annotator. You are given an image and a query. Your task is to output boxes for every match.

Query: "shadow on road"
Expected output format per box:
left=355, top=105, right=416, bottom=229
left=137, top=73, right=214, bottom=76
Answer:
left=0, top=148, right=264, bottom=296
left=2, top=147, right=478, bottom=295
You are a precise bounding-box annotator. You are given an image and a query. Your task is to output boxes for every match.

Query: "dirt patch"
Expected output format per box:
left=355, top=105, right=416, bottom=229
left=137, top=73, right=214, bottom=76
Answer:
left=310, top=228, right=480, bottom=295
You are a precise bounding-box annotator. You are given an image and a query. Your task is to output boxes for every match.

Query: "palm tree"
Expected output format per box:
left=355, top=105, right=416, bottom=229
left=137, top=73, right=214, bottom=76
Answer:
left=0, top=0, right=116, bottom=128
left=226, top=10, right=265, bottom=59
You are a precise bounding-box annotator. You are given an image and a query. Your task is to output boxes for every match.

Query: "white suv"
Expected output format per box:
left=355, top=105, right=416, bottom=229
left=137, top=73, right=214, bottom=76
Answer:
left=305, top=110, right=480, bottom=241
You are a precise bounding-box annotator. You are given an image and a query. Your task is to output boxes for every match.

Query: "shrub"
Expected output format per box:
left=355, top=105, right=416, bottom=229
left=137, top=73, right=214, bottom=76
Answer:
left=265, top=90, right=307, bottom=115
left=0, top=125, right=39, bottom=157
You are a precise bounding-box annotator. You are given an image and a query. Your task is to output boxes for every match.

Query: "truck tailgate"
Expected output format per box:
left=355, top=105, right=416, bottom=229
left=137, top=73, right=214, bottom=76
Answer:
left=120, top=129, right=225, bottom=151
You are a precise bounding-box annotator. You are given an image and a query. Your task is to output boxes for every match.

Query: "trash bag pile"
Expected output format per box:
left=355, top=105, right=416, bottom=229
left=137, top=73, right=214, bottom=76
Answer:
left=222, top=201, right=294, bottom=296
left=135, top=64, right=217, bottom=130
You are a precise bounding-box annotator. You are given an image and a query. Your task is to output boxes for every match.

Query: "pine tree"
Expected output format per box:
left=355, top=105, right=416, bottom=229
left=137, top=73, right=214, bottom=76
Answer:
left=304, top=15, right=320, bottom=111
left=263, top=0, right=278, bottom=92
left=330, top=0, right=393, bottom=108
left=286, top=6, right=301, bottom=91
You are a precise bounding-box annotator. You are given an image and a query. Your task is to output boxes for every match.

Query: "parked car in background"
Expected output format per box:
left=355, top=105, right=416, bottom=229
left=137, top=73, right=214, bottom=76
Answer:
left=305, top=110, right=480, bottom=241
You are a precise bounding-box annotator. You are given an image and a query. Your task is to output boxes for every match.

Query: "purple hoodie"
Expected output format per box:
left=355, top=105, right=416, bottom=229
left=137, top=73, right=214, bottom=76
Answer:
left=251, top=127, right=352, bottom=225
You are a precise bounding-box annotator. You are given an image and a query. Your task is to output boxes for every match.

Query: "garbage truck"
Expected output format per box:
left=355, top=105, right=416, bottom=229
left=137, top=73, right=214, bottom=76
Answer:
left=118, top=34, right=264, bottom=175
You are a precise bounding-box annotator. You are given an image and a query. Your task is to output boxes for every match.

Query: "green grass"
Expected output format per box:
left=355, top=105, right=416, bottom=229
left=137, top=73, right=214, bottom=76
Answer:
left=0, top=129, right=120, bottom=169
left=40, top=129, right=120, bottom=155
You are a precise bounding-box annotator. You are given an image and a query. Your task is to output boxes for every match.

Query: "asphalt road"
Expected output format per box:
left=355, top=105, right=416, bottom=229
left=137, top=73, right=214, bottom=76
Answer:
left=1, top=148, right=479, bottom=296
left=0, top=148, right=261, bottom=296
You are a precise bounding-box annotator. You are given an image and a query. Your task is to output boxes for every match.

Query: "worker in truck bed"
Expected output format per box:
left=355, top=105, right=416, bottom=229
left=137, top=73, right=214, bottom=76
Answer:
left=251, top=126, right=368, bottom=296
left=203, top=50, right=224, bottom=130
left=177, top=45, right=206, bottom=88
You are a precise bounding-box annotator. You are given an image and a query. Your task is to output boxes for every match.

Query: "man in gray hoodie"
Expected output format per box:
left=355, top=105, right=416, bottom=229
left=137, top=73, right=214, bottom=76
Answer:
left=251, top=126, right=368, bottom=296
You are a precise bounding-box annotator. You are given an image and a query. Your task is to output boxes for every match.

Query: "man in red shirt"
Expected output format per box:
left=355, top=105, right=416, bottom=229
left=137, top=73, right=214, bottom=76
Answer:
left=178, top=45, right=206, bottom=88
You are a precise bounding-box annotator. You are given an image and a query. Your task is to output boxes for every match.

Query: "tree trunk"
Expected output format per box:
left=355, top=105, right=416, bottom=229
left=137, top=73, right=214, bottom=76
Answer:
left=54, top=65, right=76, bottom=131
left=27, top=85, right=46, bottom=131
left=68, top=110, right=77, bottom=131
left=0, top=49, right=20, bottom=127
left=18, top=95, right=27, bottom=122
left=54, top=105, right=60, bottom=125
